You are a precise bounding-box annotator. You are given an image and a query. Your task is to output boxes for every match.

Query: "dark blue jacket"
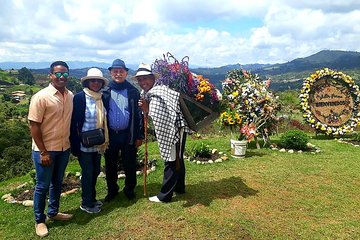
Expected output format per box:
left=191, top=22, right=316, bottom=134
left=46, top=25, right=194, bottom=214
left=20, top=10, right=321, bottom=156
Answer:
left=102, top=84, right=144, bottom=145
left=70, top=91, right=88, bottom=157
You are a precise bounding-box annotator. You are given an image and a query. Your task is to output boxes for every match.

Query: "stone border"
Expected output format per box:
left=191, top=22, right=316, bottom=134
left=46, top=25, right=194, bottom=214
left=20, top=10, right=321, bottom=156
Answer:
left=269, top=142, right=321, bottom=154
left=336, top=138, right=360, bottom=147
left=186, top=148, right=229, bottom=164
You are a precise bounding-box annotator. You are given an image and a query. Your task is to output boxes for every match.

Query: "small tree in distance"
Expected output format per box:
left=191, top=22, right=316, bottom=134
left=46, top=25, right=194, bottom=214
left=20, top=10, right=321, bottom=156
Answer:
left=18, top=67, right=35, bottom=85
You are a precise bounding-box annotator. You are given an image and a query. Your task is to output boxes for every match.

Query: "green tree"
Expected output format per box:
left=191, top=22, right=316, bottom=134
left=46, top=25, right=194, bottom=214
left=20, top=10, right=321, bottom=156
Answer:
left=66, top=77, right=83, bottom=93
left=18, top=67, right=35, bottom=85
left=0, top=120, right=31, bottom=154
left=0, top=146, right=32, bottom=181
left=0, top=120, right=32, bottom=180
left=277, top=90, right=300, bottom=110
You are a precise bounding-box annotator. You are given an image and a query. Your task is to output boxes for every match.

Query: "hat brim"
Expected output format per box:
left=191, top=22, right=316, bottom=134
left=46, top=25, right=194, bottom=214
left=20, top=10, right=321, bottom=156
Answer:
left=131, top=72, right=160, bottom=81
left=108, top=66, right=129, bottom=71
left=81, top=76, right=109, bottom=86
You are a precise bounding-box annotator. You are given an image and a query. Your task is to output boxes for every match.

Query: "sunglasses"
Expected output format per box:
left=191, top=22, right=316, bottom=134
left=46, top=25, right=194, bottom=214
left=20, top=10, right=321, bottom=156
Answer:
left=89, top=79, right=104, bottom=83
left=53, top=72, right=69, bottom=78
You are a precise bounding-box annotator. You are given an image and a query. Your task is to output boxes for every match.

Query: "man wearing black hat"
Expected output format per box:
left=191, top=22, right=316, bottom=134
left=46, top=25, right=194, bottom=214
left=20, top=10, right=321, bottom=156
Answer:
left=102, top=59, right=143, bottom=202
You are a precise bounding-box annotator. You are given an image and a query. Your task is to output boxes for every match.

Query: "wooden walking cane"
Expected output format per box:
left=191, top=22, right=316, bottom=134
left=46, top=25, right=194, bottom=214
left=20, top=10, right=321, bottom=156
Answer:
left=143, top=112, right=148, bottom=196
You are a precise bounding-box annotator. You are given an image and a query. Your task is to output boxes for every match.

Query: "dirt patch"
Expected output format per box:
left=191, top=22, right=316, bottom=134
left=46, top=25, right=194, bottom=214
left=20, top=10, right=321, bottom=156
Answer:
left=191, top=152, right=221, bottom=162
left=14, top=176, right=81, bottom=201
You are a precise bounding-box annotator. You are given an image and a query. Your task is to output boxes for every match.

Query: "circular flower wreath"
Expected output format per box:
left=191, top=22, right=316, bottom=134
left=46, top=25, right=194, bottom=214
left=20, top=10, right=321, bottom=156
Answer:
left=300, top=68, right=360, bottom=135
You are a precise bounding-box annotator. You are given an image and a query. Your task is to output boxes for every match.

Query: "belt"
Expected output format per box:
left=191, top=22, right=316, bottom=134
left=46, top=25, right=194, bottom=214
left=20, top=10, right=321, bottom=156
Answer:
left=110, top=129, right=128, bottom=134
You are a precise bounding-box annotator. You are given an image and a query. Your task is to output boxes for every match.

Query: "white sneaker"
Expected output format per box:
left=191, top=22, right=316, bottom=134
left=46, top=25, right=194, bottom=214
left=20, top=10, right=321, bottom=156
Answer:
left=148, top=196, right=162, bottom=203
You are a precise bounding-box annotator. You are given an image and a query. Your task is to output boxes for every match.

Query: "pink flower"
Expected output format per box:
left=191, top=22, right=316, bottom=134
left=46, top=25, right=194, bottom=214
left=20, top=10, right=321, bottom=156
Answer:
left=240, top=123, right=256, bottom=142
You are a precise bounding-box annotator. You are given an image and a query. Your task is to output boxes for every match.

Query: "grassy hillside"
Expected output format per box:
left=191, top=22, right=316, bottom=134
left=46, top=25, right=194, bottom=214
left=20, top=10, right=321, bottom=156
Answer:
left=0, top=71, right=18, bottom=85
left=0, top=135, right=360, bottom=239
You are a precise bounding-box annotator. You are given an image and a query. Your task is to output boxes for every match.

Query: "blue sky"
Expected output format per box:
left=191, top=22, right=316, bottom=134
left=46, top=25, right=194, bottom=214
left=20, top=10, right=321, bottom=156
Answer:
left=0, top=0, right=359, bottom=68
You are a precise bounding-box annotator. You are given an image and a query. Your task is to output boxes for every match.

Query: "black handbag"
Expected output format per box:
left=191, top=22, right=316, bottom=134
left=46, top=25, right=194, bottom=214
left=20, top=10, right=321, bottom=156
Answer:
left=80, top=128, right=105, bottom=147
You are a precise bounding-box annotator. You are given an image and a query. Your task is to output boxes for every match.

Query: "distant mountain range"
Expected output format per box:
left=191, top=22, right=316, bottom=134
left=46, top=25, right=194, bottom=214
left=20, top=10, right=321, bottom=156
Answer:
left=0, top=61, right=140, bottom=71
left=192, top=50, right=360, bottom=91
left=1, top=50, right=359, bottom=91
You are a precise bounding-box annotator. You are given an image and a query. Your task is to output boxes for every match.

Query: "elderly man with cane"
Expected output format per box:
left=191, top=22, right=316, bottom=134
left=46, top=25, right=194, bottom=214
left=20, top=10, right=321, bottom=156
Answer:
left=134, top=63, right=189, bottom=203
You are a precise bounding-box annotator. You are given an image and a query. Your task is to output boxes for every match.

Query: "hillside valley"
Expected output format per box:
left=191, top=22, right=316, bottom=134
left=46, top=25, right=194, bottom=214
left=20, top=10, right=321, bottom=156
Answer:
left=1, top=50, right=360, bottom=92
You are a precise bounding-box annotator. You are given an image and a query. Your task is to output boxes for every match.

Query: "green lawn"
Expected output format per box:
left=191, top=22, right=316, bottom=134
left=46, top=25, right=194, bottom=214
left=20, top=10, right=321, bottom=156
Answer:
left=0, top=135, right=359, bottom=239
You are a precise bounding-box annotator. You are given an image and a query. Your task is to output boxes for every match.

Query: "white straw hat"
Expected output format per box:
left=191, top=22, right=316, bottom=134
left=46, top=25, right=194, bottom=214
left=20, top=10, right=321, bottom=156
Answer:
left=131, top=63, right=160, bottom=80
left=81, top=68, right=109, bottom=85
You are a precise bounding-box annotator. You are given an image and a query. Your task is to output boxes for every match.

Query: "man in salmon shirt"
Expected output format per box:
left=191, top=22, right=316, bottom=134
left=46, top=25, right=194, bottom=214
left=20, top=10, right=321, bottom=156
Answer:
left=28, top=61, right=74, bottom=237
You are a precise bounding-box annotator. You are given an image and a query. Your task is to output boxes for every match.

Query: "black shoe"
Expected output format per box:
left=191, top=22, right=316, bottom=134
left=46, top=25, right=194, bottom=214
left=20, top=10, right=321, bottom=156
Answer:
left=104, top=192, right=118, bottom=202
left=175, top=190, right=185, bottom=194
left=123, top=190, right=136, bottom=200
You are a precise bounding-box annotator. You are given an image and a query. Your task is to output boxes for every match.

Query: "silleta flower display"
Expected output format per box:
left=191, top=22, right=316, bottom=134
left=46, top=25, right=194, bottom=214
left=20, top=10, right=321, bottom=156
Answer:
left=151, top=52, right=221, bottom=131
left=152, top=52, right=221, bottom=109
left=219, top=69, right=277, bottom=142
left=300, top=68, right=360, bottom=135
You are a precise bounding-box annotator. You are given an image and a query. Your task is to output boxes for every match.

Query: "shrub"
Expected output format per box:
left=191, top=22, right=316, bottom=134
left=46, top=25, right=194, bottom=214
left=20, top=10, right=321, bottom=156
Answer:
left=28, top=169, right=36, bottom=186
left=351, top=132, right=360, bottom=141
left=188, top=142, right=211, bottom=159
left=0, top=146, right=32, bottom=181
left=279, top=130, right=309, bottom=150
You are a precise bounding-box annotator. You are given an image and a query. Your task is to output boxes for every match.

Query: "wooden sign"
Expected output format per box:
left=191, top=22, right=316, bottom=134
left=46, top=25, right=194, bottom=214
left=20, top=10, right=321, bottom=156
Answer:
left=301, top=68, right=360, bottom=135
left=308, top=77, right=353, bottom=126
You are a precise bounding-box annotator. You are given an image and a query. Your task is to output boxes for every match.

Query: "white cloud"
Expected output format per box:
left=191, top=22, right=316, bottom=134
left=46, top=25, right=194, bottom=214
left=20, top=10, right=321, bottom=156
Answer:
left=0, top=0, right=359, bottom=67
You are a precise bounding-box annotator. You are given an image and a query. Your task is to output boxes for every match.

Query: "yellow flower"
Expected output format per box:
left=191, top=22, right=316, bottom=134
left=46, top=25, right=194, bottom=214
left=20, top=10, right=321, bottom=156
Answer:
left=220, top=112, right=228, bottom=118
left=228, top=117, right=235, bottom=125
left=236, top=117, right=242, bottom=124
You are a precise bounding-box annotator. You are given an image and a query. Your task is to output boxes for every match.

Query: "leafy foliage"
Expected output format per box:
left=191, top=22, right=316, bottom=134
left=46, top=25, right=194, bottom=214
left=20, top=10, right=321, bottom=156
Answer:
left=0, top=146, right=32, bottom=181
left=18, top=67, right=35, bottom=85
left=66, top=77, right=83, bottom=94
left=187, top=142, right=211, bottom=159
left=0, top=120, right=32, bottom=181
left=351, top=132, right=360, bottom=141
left=279, top=130, right=309, bottom=150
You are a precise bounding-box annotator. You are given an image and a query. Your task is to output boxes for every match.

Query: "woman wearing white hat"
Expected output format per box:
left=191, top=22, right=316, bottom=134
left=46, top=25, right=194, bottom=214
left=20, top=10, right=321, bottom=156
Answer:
left=70, top=67, right=109, bottom=213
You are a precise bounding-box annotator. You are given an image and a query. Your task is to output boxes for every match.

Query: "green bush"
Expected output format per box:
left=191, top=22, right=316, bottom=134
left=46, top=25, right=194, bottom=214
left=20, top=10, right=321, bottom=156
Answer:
left=351, top=132, right=360, bottom=141
left=188, top=142, right=211, bottom=159
left=28, top=169, right=36, bottom=186
left=279, top=130, right=309, bottom=150
left=0, top=146, right=33, bottom=181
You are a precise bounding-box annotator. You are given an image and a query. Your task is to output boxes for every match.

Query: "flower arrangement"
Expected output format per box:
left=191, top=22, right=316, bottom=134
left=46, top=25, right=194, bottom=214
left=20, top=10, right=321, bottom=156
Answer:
left=300, top=68, right=360, bottom=135
left=219, top=69, right=278, bottom=143
left=152, top=52, right=221, bottom=109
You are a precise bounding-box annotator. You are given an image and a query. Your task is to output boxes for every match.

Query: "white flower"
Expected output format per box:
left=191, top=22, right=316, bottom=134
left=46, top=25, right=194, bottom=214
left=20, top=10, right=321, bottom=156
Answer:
left=216, top=89, right=222, bottom=101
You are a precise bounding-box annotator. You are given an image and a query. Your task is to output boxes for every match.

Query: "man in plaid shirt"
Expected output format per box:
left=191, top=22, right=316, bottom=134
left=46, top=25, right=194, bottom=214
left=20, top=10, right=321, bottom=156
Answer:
left=134, top=63, right=189, bottom=203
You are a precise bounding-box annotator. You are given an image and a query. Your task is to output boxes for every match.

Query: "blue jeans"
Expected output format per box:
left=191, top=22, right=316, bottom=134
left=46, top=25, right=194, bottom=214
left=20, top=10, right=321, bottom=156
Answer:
left=32, top=149, right=70, bottom=224
left=78, top=151, right=101, bottom=207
